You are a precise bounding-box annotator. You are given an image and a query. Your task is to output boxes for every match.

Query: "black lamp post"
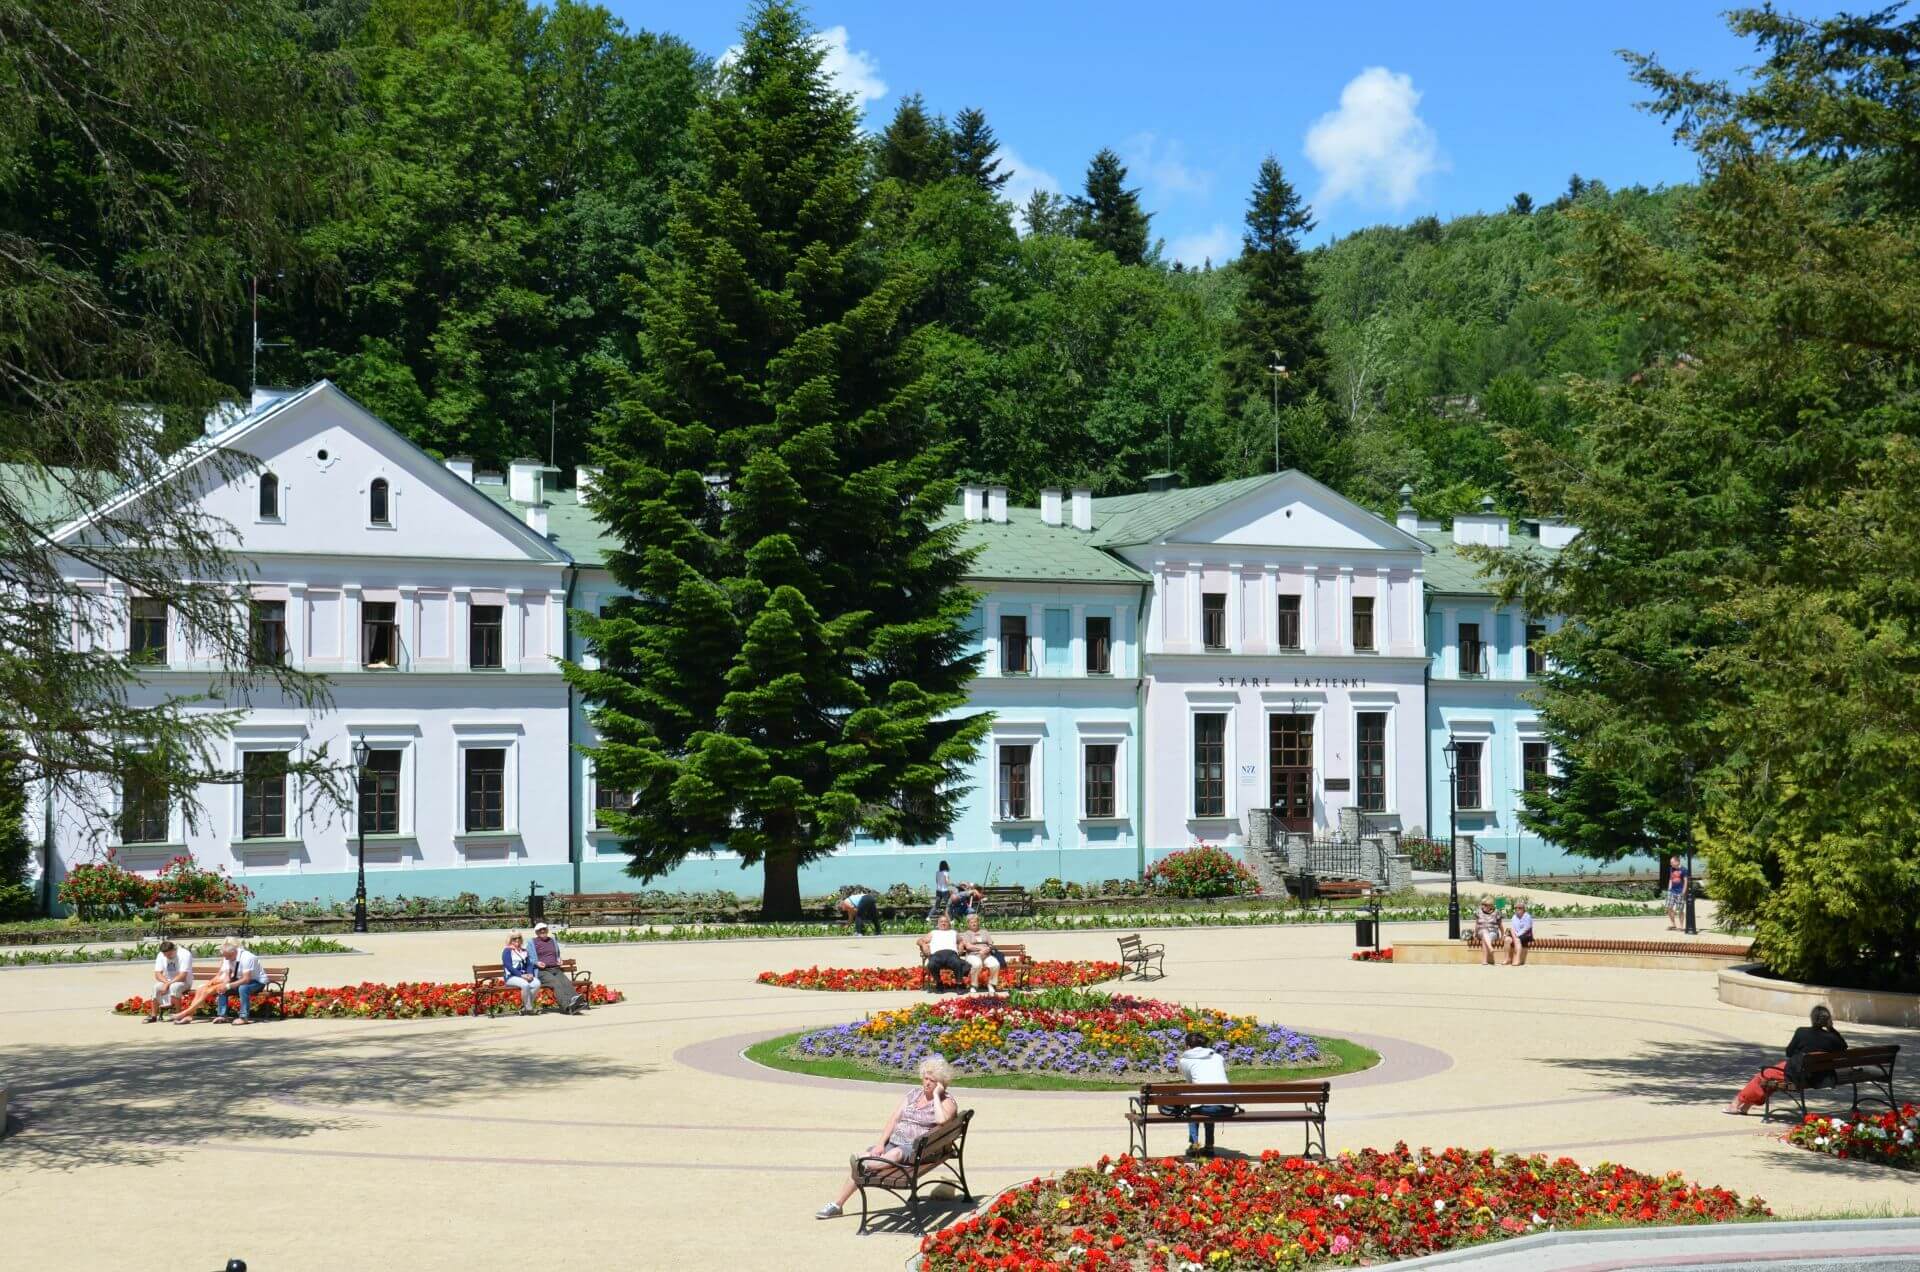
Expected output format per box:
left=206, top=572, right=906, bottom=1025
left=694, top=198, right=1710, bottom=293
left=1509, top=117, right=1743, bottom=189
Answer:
left=1442, top=735, right=1461, bottom=941
left=351, top=737, right=369, bottom=934
left=1681, top=756, right=1698, bottom=936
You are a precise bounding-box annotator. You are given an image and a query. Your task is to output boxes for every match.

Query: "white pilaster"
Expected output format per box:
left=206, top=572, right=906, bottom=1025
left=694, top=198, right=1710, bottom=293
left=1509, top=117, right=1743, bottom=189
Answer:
left=343, top=583, right=362, bottom=669
left=1225, top=563, right=1242, bottom=653
left=504, top=587, right=524, bottom=671
left=1375, top=567, right=1393, bottom=651
left=451, top=587, right=471, bottom=671
left=1186, top=564, right=1203, bottom=650
left=1336, top=565, right=1353, bottom=654
left=398, top=584, right=418, bottom=671
left=286, top=582, right=306, bottom=669
left=1409, top=568, right=1424, bottom=656
left=983, top=601, right=999, bottom=675
left=547, top=588, right=567, bottom=668
left=1071, top=603, right=1086, bottom=674
left=1301, top=565, right=1319, bottom=653
left=1261, top=566, right=1278, bottom=653
left=1441, top=606, right=1457, bottom=678
left=1116, top=604, right=1132, bottom=676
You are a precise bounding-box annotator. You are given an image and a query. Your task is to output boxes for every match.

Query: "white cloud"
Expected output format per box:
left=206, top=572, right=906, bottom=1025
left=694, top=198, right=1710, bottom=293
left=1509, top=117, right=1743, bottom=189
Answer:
left=1166, top=223, right=1238, bottom=269
left=1123, top=133, right=1211, bottom=201
left=999, top=145, right=1063, bottom=229
left=1304, top=67, right=1445, bottom=210
left=719, top=25, right=887, bottom=116
left=813, top=25, right=886, bottom=112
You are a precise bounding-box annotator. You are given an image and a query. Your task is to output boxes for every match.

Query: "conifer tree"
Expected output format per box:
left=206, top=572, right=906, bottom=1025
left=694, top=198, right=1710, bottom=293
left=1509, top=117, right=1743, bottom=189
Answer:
left=1072, top=148, right=1151, bottom=265
left=877, top=92, right=949, bottom=186
left=570, top=1, right=986, bottom=919
left=1220, top=157, right=1328, bottom=424
left=949, top=106, right=1009, bottom=191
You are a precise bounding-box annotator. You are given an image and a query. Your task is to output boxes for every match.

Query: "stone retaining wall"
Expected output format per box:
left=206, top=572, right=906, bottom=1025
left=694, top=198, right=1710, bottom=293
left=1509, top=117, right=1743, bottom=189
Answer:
left=1717, top=963, right=1920, bottom=1028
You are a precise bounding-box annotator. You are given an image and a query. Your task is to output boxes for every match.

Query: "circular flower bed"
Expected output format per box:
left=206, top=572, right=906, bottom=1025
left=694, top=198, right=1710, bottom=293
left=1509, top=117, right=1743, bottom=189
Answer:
left=114, top=979, right=625, bottom=1020
left=920, top=1145, right=1770, bottom=1269
left=1786, top=1104, right=1919, bottom=1169
left=790, top=989, right=1327, bottom=1080
left=757, top=960, right=1123, bottom=992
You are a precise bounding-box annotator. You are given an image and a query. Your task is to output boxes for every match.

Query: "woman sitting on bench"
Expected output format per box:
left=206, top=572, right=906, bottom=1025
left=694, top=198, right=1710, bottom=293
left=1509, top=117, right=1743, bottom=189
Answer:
left=1727, top=1004, right=1845, bottom=1114
left=816, top=1054, right=958, bottom=1220
left=1472, top=897, right=1503, bottom=965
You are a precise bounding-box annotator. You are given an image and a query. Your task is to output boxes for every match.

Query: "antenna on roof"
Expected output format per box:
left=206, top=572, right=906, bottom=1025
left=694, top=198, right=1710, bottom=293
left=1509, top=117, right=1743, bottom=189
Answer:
left=549, top=401, right=556, bottom=469
left=250, top=275, right=287, bottom=393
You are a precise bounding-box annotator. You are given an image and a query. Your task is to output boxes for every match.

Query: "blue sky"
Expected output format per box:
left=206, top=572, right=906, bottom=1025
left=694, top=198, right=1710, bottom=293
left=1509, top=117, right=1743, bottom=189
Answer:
left=611, top=2, right=1851, bottom=264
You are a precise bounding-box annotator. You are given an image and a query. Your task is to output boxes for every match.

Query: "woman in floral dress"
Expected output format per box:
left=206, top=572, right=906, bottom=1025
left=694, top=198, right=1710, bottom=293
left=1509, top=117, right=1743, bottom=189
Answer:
left=816, top=1055, right=958, bottom=1219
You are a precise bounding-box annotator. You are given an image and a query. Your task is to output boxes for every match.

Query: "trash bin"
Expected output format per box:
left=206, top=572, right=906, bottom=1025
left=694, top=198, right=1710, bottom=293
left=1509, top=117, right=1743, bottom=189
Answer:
left=527, top=886, right=546, bottom=924
left=1355, top=915, right=1375, bottom=948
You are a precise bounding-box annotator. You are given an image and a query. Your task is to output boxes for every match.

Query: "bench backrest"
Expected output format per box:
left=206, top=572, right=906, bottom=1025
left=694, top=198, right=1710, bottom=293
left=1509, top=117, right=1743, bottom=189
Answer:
left=160, top=901, right=244, bottom=914
left=1117, top=935, right=1144, bottom=952
left=474, top=959, right=576, bottom=977
left=1803, top=1045, right=1900, bottom=1073
left=189, top=962, right=286, bottom=979
left=911, top=1108, right=971, bottom=1164
left=994, top=944, right=1028, bottom=960
left=553, top=893, right=636, bottom=905
left=1138, top=1080, right=1330, bottom=1107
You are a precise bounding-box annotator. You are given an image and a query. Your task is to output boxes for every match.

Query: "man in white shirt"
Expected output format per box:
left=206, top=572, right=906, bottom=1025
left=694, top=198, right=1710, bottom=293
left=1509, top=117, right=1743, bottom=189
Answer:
left=1173, top=1031, right=1237, bottom=1156
left=147, top=939, right=193, bottom=1023
left=916, top=915, right=968, bottom=989
left=214, top=938, right=270, bottom=1024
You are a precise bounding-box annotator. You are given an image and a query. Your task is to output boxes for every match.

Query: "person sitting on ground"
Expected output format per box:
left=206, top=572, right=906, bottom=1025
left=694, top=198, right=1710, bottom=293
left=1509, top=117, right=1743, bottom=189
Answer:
left=212, top=938, right=270, bottom=1025
left=837, top=889, right=882, bottom=936
left=147, top=939, right=193, bottom=1023
left=917, top=915, right=969, bottom=991
left=500, top=932, right=540, bottom=1015
left=1727, top=1005, right=1846, bottom=1115
left=1165, top=1030, right=1238, bottom=1157
left=1502, top=898, right=1534, bottom=966
left=960, top=913, right=1006, bottom=995
left=816, top=1054, right=959, bottom=1220
left=530, top=922, right=585, bottom=1014
left=1472, top=897, right=1502, bottom=965
left=929, top=860, right=952, bottom=922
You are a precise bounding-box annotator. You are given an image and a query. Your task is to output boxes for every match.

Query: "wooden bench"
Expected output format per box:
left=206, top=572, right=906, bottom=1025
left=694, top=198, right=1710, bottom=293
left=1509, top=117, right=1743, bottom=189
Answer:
left=470, top=959, right=594, bottom=1015
left=975, top=885, right=1031, bottom=917
left=547, top=892, right=640, bottom=925
left=1127, top=1080, right=1330, bottom=1159
left=188, top=961, right=290, bottom=1017
left=1764, top=1045, right=1901, bottom=1122
left=1314, top=880, right=1374, bottom=901
left=1117, top=933, right=1165, bottom=980
left=158, top=901, right=249, bottom=937
left=851, top=1107, right=973, bottom=1233
left=921, top=943, right=1032, bottom=991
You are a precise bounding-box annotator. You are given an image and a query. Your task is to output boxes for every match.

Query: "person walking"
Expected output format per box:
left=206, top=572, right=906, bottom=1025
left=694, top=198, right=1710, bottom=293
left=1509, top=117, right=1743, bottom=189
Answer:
left=928, top=860, right=952, bottom=923
left=530, top=922, right=585, bottom=1013
left=1665, top=855, right=1690, bottom=930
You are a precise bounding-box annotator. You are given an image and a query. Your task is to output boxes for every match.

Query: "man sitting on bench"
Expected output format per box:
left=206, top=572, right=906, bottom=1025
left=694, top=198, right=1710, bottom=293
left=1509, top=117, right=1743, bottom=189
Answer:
left=531, top=922, right=585, bottom=1014
left=917, top=916, right=968, bottom=990
left=1164, top=1031, right=1238, bottom=1157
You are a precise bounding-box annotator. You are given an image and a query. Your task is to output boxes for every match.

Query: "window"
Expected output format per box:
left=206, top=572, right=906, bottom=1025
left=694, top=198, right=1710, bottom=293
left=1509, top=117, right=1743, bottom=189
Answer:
left=259, top=471, right=280, bottom=519
left=1084, top=743, right=1117, bottom=818
left=362, top=601, right=397, bottom=668
left=129, top=598, right=168, bottom=665
left=1526, top=623, right=1548, bottom=678
left=470, top=604, right=503, bottom=669
left=1522, top=741, right=1550, bottom=794
left=249, top=600, right=286, bottom=667
left=241, top=751, right=288, bottom=839
left=358, top=750, right=401, bottom=835
left=1459, top=622, right=1485, bottom=678
left=1085, top=616, right=1112, bottom=675
left=464, top=747, right=506, bottom=832
left=997, top=744, right=1032, bottom=820
left=369, top=477, right=390, bottom=525
left=1454, top=741, right=1484, bottom=810
left=1193, top=713, right=1226, bottom=818
left=120, top=775, right=169, bottom=844
left=1352, top=595, right=1376, bottom=652
left=1201, top=592, right=1227, bottom=649
left=1356, top=712, right=1387, bottom=812
left=1276, top=595, right=1301, bottom=649
left=594, top=782, right=634, bottom=829
left=999, top=614, right=1028, bottom=674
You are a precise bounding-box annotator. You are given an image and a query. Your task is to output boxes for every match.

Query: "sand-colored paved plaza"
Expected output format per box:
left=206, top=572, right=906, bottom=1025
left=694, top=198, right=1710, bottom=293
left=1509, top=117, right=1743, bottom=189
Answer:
left=3, top=910, right=1915, bottom=1272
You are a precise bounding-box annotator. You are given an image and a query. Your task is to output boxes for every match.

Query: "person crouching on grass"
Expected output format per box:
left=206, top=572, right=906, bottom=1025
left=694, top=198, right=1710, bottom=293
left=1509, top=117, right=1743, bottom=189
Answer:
left=1166, top=1031, right=1237, bottom=1157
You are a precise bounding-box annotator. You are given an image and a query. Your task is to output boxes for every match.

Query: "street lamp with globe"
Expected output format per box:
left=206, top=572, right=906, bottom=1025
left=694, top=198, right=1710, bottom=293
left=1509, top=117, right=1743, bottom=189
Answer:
left=351, top=737, right=370, bottom=934
left=1442, top=735, right=1461, bottom=941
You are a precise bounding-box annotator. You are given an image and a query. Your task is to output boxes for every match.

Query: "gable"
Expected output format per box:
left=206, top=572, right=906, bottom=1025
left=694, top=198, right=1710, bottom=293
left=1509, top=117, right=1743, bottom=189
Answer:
left=1160, top=472, right=1427, bottom=554
left=61, top=382, right=568, bottom=564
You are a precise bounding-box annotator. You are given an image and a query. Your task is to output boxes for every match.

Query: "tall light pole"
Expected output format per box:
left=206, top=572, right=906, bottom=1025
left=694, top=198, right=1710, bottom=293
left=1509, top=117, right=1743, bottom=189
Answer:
left=1268, top=353, right=1288, bottom=472
left=351, top=738, right=370, bottom=934
left=1442, top=735, right=1461, bottom=941
left=1682, top=757, right=1698, bottom=936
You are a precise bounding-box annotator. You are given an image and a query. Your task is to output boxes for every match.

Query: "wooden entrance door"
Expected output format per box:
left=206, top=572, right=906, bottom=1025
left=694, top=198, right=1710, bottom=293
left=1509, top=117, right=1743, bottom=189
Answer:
left=1269, top=714, right=1314, bottom=832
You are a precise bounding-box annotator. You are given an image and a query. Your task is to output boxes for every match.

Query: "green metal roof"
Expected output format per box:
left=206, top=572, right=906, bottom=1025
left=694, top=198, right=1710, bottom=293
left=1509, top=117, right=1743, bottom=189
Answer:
left=1088, top=473, right=1280, bottom=546
left=475, top=482, right=619, bottom=569
left=945, top=506, right=1150, bottom=585
left=1416, top=527, right=1557, bottom=596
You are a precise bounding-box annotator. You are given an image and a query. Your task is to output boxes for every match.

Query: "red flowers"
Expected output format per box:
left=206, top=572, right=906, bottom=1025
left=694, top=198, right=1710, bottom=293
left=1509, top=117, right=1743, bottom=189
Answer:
left=1351, top=947, right=1393, bottom=962
left=757, top=961, right=1123, bottom=992
left=113, top=979, right=624, bottom=1020
left=919, top=1144, right=1770, bottom=1269
left=1786, top=1103, right=1919, bottom=1169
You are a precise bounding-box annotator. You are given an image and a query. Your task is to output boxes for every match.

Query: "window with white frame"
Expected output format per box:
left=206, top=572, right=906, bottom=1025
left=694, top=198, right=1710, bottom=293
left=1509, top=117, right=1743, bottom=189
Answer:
left=1355, top=711, right=1387, bottom=812
left=452, top=725, right=520, bottom=836
left=1193, top=713, right=1227, bottom=818
left=1083, top=743, right=1117, bottom=817
left=120, top=773, right=170, bottom=844
left=991, top=723, right=1045, bottom=823
left=1454, top=740, right=1486, bottom=810
left=240, top=751, right=290, bottom=839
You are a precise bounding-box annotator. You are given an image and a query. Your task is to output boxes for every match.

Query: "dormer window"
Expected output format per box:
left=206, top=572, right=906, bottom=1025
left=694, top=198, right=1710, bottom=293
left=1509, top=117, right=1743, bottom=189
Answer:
left=259, top=472, right=280, bottom=519
left=369, top=478, right=390, bottom=525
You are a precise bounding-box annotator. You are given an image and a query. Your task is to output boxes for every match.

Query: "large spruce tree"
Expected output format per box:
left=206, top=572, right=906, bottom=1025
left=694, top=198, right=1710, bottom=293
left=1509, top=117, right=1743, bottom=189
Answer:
left=1073, top=148, right=1151, bottom=265
left=1221, top=157, right=1328, bottom=419
left=571, top=1, right=986, bottom=919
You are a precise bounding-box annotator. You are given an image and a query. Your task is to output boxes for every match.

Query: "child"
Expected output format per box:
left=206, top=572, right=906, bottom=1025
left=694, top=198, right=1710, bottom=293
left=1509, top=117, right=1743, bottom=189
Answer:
left=1174, top=1031, right=1236, bottom=1156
